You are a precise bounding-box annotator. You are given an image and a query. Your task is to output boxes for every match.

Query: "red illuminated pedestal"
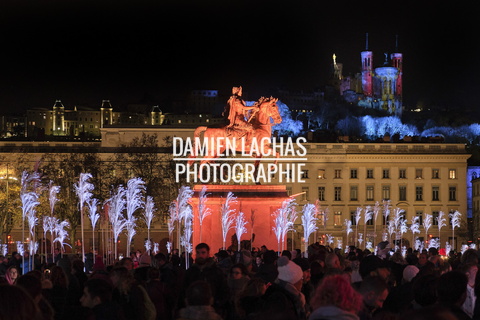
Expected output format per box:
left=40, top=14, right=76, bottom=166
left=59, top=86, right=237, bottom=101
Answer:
left=189, top=185, right=289, bottom=253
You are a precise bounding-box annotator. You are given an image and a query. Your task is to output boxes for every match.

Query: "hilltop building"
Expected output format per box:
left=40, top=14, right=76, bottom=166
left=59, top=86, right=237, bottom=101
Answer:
left=332, top=34, right=403, bottom=117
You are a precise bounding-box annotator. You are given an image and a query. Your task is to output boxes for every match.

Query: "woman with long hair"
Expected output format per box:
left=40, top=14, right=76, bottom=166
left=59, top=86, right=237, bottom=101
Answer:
left=309, top=274, right=363, bottom=320
left=5, top=266, right=19, bottom=285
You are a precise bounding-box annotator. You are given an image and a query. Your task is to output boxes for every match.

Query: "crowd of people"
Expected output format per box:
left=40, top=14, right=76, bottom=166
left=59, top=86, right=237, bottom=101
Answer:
left=1, top=241, right=480, bottom=320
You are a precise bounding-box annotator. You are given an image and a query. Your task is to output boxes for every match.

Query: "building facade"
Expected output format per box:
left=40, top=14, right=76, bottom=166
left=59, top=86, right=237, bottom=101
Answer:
left=0, top=128, right=472, bottom=253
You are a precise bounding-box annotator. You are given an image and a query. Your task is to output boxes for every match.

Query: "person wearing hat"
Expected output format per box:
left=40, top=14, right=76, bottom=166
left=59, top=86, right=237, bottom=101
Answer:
left=262, top=256, right=307, bottom=319
left=293, top=257, right=314, bottom=313
left=382, top=265, right=419, bottom=314
left=134, top=252, right=152, bottom=285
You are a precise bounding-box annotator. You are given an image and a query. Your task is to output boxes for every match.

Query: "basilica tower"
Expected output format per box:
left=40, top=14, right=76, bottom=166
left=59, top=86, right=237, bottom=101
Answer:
left=361, top=33, right=373, bottom=97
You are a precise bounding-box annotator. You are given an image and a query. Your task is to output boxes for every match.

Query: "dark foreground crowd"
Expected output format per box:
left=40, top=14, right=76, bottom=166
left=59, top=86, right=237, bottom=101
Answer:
left=0, top=241, right=479, bottom=320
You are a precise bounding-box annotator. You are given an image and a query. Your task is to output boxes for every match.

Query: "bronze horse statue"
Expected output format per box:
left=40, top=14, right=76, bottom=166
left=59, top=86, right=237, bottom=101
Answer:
left=188, top=97, right=282, bottom=171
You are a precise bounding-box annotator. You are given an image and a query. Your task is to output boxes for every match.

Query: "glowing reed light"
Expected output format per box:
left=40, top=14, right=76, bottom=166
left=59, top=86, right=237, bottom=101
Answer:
left=344, top=219, right=352, bottom=245
left=143, top=196, right=156, bottom=250
left=221, top=192, right=237, bottom=250
left=87, top=198, right=100, bottom=255
left=176, top=186, right=194, bottom=269
left=235, top=211, right=248, bottom=251
left=437, top=211, right=447, bottom=248
left=198, top=186, right=212, bottom=243
left=125, top=178, right=146, bottom=254
left=410, top=216, right=420, bottom=248
left=423, top=213, right=433, bottom=243
left=49, top=182, right=60, bottom=216
left=273, top=198, right=296, bottom=252
left=16, top=241, right=24, bottom=256
left=54, top=220, right=71, bottom=254
left=355, top=207, right=362, bottom=247
left=74, top=173, right=94, bottom=263
left=301, top=203, right=317, bottom=254
left=449, top=210, right=461, bottom=250
left=144, top=239, right=152, bottom=252
left=106, top=186, right=126, bottom=260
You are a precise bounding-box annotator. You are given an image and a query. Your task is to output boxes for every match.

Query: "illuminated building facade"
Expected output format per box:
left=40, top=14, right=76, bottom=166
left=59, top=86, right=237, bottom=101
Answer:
left=0, top=128, right=471, bottom=252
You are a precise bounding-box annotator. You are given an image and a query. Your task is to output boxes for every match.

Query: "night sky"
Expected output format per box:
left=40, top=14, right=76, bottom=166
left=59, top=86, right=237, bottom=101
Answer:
left=0, top=0, right=477, bottom=114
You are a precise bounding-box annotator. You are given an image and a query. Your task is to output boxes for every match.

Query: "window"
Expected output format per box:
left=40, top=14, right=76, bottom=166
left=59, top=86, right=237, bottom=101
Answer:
left=301, top=170, right=309, bottom=179
left=334, top=187, right=342, bottom=201
left=334, top=169, right=342, bottom=179
left=416, top=211, right=423, bottom=225
left=317, top=169, right=326, bottom=179
left=432, top=211, right=439, bottom=226
left=382, top=169, right=390, bottom=179
left=382, top=186, right=390, bottom=200
left=302, top=187, right=309, bottom=201
left=399, top=169, right=406, bottom=179
left=432, top=169, right=440, bottom=179
left=318, top=187, right=325, bottom=201
left=350, top=169, right=358, bottom=179
left=366, top=169, right=374, bottom=179
left=416, top=186, right=423, bottom=201
left=366, top=186, right=374, bottom=201
left=432, top=186, right=440, bottom=201
left=416, top=169, right=423, bottom=179
left=449, top=169, right=457, bottom=179
left=449, top=186, right=457, bottom=201
left=350, top=211, right=357, bottom=225
left=350, top=186, right=358, bottom=201
left=334, top=212, right=342, bottom=226
left=286, top=187, right=292, bottom=196
left=399, top=186, right=407, bottom=201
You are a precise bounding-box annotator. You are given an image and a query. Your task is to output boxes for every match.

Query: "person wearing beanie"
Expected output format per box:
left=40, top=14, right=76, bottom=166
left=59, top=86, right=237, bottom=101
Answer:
left=403, top=265, right=419, bottom=283
left=261, top=256, right=307, bottom=319
left=134, top=252, right=153, bottom=285
left=383, top=265, right=419, bottom=314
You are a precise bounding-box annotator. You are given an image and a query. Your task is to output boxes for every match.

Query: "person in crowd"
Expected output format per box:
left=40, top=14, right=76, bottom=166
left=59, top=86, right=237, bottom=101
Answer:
left=436, top=271, right=471, bottom=320
left=154, top=252, right=176, bottom=287
left=309, top=274, right=363, bottom=320
left=16, top=273, right=55, bottom=320
left=459, top=263, right=478, bottom=318
left=57, top=256, right=83, bottom=316
left=177, top=280, right=223, bottom=320
left=145, top=267, right=174, bottom=320
left=357, top=276, right=389, bottom=320
left=255, top=250, right=278, bottom=284
left=181, top=243, right=230, bottom=317
left=383, top=265, right=419, bottom=314
left=80, top=278, right=126, bottom=320
left=411, top=274, right=438, bottom=309
left=118, top=257, right=134, bottom=271
left=227, top=263, right=250, bottom=300
left=262, top=255, right=307, bottom=320
left=0, top=283, right=43, bottom=320
left=293, top=257, right=314, bottom=311
left=134, top=251, right=153, bottom=284
left=72, top=259, right=88, bottom=291
left=324, top=252, right=342, bottom=275
left=5, top=265, right=20, bottom=285
left=226, top=263, right=250, bottom=319
left=236, top=278, right=267, bottom=319
left=45, top=265, right=69, bottom=320
left=358, top=255, right=390, bottom=283
left=110, top=266, right=156, bottom=320
left=281, top=250, right=292, bottom=260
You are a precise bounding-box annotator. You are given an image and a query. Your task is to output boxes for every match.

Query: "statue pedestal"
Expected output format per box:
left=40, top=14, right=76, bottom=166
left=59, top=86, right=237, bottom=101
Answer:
left=190, top=185, right=289, bottom=253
